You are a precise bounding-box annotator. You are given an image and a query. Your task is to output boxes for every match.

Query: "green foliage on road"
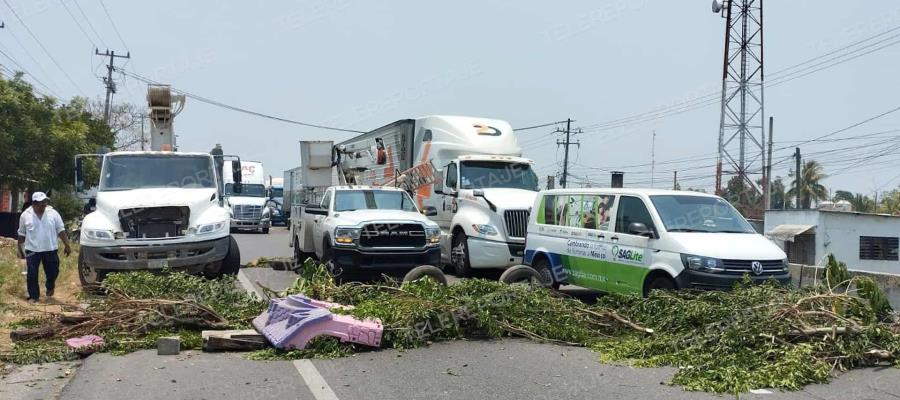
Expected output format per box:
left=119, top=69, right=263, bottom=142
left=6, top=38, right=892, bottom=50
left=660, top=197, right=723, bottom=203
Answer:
left=4, top=257, right=899, bottom=394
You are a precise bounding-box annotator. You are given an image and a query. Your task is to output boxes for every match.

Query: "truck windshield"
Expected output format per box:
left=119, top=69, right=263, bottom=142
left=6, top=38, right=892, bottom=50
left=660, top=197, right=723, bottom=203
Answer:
left=459, top=161, right=538, bottom=191
left=334, top=190, right=418, bottom=212
left=271, top=187, right=283, bottom=198
left=650, top=195, right=755, bottom=233
left=225, top=183, right=267, bottom=197
left=99, top=155, right=216, bottom=191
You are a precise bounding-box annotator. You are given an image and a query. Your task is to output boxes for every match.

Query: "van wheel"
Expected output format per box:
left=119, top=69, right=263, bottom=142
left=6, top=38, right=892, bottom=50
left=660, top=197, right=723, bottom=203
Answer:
left=499, top=265, right=543, bottom=287
left=643, top=274, right=675, bottom=297
left=451, top=232, right=472, bottom=277
left=530, top=256, right=560, bottom=290
left=402, top=265, right=447, bottom=285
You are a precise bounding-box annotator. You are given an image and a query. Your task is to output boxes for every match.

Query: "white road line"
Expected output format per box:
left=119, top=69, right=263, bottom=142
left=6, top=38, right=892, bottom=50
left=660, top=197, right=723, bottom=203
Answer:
left=236, top=269, right=264, bottom=300
left=293, top=360, right=340, bottom=400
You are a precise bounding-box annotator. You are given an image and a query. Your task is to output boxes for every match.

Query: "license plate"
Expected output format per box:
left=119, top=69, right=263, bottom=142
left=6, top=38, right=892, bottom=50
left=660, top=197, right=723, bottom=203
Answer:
left=148, top=260, right=169, bottom=269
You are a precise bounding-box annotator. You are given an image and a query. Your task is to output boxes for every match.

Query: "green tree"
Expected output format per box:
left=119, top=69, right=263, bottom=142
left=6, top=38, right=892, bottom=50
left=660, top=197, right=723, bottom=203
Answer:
left=849, top=193, right=875, bottom=213
left=0, top=74, right=115, bottom=204
left=769, top=176, right=790, bottom=209
left=723, top=176, right=761, bottom=218
left=786, top=160, right=828, bottom=209
left=833, top=190, right=854, bottom=202
left=879, top=189, right=900, bottom=215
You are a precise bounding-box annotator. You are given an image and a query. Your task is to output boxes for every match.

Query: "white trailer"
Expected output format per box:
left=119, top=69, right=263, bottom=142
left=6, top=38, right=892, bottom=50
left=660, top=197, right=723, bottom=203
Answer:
left=333, top=115, right=539, bottom=276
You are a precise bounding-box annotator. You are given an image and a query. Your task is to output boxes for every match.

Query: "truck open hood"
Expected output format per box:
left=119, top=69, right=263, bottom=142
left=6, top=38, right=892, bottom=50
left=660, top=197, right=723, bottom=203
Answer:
left=97, top=188, right=217, bottom=210
left=667, top=232, right=786, bottom=260
left=478, top=188, right=538, bottom=211
left=331, top=209, right=437, bottom=227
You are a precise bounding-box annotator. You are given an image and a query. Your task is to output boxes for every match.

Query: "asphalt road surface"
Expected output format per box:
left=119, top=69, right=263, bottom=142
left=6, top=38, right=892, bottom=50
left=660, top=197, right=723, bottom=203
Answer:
left=5, top=230, right=900, bottom=399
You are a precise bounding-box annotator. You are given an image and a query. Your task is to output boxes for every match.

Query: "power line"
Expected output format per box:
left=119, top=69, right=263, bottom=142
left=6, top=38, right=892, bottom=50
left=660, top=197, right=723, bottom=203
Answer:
left=1, top=22, right=61, bottom=94
left=59, top=0, right=97, bottom=48
left=117, top=67, right=367, bottom=134
left=71, top=0, right=107, bottom=48
left=2, top=0, right=86, bottom=95
left=514, top=120, right=567, bottom=131
left=0, top=42, right=58, bottom=97
left=97, top=0, right=129, bottom=51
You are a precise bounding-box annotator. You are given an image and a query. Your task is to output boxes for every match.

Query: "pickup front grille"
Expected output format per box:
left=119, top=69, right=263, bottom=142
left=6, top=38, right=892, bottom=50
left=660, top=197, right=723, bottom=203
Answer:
left=721, top=259, right=785, bottom=275
left=503, top=209, right=529, bottom=239
left=359, top=223, right=425, bottom=248
left=232, top=204, right=262, bottom=220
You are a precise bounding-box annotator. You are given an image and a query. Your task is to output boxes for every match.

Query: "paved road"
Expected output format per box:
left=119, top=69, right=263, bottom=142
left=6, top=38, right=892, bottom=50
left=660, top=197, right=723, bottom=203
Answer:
left=233, top=227, right=292, bottom=264
left=9, top=340, right=899, bottom=400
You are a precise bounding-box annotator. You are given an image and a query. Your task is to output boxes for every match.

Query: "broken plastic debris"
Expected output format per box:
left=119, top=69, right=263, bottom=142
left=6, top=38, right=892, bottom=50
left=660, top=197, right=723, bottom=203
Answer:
left=65, top=335, right=104, bottom=355
left=252, top=294, right=382, bottom=349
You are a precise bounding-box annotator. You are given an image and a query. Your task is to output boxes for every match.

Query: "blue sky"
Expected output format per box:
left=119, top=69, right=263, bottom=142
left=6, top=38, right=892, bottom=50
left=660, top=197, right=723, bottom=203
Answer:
left=4, top=0, right=900, bottom=196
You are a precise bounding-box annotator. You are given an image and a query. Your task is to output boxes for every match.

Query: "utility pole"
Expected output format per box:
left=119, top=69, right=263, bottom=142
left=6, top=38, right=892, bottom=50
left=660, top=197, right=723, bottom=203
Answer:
left=764, top=116, right=774, bottom=209
left=794, top=147, right=801, bottom=209
left=555, top=118, right=579, bottom=188
left=95, top=49, right=130, bottom=126
left=546, top=175, right=555, bottom=190
left=650, top=130, right=657, bottom=188
left=673, top=171, right=678, bottom=190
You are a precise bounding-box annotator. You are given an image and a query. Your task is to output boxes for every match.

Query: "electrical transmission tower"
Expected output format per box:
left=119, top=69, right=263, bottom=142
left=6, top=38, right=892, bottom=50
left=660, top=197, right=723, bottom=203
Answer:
left=712, top=0, right=766, bottom=196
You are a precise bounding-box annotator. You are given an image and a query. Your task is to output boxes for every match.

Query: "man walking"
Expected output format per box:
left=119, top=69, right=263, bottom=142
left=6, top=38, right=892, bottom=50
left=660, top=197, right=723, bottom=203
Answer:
left=17, top=192, right=71, bottom=303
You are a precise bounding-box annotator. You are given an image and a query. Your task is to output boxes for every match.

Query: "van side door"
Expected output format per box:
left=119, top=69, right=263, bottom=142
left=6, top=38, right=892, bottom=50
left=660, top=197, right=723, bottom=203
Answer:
left=608, top=196, right=655, bottom=294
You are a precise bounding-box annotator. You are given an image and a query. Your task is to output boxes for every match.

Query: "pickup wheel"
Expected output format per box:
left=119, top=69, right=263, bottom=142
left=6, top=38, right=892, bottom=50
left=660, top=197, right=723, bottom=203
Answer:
left=451, top=232, right=473, bottom=278
left=78, top=251, right=107, bottom=293
left=293, top=237, right=316, bottom=267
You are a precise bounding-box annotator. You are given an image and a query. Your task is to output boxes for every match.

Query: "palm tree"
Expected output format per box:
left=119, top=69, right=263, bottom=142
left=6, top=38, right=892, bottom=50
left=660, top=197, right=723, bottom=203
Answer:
left=849, top=193, right=876, bottom=213
left=786, top=160, right=828, bottom=209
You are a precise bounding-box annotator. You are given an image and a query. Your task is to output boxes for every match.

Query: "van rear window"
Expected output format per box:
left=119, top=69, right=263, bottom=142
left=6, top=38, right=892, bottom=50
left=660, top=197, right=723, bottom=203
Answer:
left=539, top=194, right=615, bottom=230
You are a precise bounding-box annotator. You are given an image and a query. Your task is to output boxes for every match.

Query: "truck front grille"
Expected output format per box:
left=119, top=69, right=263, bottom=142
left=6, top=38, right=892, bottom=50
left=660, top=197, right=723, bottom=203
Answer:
left=359, top=223, right=425, bottom=248
left=503, top=209, right=529, bottom=239
left=119, top=206, right=189, bottom=239
left=233, top=204, right=262, bottom=219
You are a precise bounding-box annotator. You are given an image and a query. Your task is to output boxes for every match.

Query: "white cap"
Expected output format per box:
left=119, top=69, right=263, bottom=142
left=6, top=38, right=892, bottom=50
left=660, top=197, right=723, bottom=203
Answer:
left=31, top=192, right=48, bottom=202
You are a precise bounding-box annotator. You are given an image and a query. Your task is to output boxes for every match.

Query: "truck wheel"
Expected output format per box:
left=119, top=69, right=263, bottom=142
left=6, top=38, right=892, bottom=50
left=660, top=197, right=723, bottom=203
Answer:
left=451, top=232, right=473, bottom=277
left=293, top=237, right=315, bottom=267
left=530, top=257, right=560, bottom=290
left=78, top=251, right=107, bottom=293
left=403, top=265, right=448, bottom=285
left=217, top=236, right=241, bottom=277
left=262, top=227, right=270, bottom=234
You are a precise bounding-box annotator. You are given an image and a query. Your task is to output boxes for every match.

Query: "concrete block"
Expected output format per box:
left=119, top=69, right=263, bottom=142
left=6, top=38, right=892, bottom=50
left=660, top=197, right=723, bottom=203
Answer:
left=157, top=336, right=181, bottom=355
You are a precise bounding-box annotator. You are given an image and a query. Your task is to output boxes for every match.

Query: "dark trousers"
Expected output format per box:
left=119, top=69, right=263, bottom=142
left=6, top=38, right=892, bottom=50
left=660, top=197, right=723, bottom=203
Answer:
left=25, top=250, right=60, bottom=300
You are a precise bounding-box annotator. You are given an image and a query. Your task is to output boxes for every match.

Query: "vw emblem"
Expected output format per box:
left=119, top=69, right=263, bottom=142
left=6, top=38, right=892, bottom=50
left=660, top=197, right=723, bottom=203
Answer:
left=750, top=261, right=764, bottom=275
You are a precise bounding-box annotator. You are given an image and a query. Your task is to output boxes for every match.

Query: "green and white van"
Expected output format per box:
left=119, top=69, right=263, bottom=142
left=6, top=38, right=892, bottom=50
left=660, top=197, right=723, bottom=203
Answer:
left=524, top=188, right=789, bottom=296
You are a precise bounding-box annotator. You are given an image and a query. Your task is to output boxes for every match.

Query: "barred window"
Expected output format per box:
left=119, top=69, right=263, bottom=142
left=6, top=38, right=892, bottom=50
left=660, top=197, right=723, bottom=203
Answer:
left=859, top=236, right=899, bottom=261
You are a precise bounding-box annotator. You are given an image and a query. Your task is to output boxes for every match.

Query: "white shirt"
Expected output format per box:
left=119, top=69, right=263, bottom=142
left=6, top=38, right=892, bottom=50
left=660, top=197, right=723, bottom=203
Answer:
left=17, top=206, right=65, bottom=252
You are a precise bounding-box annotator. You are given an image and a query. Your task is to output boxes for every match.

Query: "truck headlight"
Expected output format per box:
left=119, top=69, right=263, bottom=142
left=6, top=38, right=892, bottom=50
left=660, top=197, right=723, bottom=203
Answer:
left=197, top=221, right=227, bottom=234
left=472, top=224, right=498, bottom=236
left=426, top=227, right=441, bottom=245
left=680, top=254, right=724, bottom=273
left=334, top=227, right=360, bottom=245
left=84, top=229, right=115, bottom=241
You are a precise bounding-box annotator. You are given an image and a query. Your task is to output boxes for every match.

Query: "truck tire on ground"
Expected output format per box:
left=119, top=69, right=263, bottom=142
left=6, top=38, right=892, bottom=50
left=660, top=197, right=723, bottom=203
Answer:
left=499, top=265, right=544, bottom=286
left=530, top=257, right=560, bottom=290
left=78, top=251, right=107, bottom=293
left=643, top=274, right=676, bottom=297
left=402, top=265, right=448, bottom=285
left=293, top=237, right=315, bottom=267
left=216, top=236, right=241, bottom=277
left=262, top=226, right=270, bottom=234
left=451, top=232, right=473, bottom=277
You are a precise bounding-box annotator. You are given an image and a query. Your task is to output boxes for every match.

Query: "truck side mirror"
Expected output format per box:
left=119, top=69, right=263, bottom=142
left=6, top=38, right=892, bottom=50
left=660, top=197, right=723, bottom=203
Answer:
left=232, top=160, right=242, bottom=184
left=422, top=206, right=438, bottom=217
left=75, top=156, right=85, bottom=192
left=433, top=172, right=444, bottom=195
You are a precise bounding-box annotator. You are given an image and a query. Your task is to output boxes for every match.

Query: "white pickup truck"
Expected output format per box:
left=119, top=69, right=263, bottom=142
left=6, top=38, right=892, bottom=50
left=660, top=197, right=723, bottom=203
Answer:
left=291, top=186, right=442, bottom=278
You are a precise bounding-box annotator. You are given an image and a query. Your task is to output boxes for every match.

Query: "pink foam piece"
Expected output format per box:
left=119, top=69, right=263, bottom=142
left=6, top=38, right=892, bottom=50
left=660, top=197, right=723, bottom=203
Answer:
left=252, top=294, right=382, bottom=349
left=65, top=335, right=104, bottom=354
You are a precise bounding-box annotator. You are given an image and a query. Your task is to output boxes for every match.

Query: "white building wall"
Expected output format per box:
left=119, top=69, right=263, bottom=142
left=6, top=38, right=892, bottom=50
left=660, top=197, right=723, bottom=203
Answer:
left=765, top=210, right=900, bottom=275
left=820, top=212, right=900, bottom=275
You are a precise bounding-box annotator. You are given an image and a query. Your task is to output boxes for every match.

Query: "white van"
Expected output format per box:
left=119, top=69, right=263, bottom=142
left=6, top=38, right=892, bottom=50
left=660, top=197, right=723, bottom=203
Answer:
left=524, top=188, right=789, bottom=296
